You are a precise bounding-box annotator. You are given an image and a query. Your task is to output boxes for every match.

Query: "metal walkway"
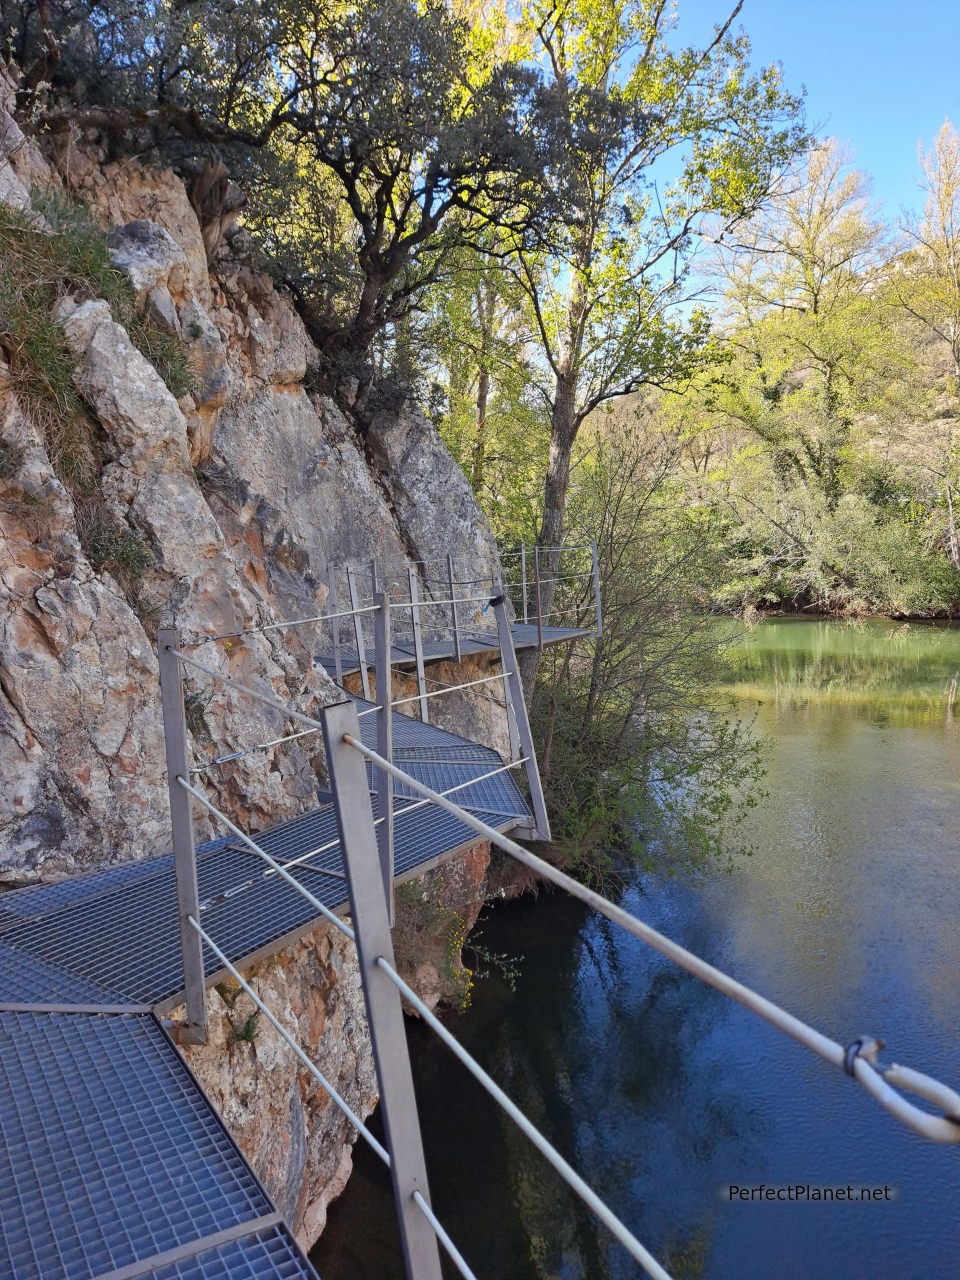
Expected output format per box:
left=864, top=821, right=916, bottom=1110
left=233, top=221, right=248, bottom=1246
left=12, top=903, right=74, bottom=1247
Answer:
left=0, top=1009, right=318, bottom=1280
left=0, top=697, right=531, bottom=1011
left=315, top=623, right=592, bottom=679
left=0, top=696, right=532, bottom=1280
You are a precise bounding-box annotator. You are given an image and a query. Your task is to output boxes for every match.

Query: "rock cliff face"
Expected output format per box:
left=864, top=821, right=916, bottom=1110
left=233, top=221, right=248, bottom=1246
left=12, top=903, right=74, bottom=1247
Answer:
left=0, top=81, right=507, bottom=1249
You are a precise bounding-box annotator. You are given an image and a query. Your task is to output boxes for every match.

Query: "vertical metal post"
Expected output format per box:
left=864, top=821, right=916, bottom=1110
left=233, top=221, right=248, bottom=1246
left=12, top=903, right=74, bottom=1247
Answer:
left=446, top=551, right=461, bottom=663
left=370, top=558, right=380, bottom=595
left=590, top=540, right=603, bottom=639
left=501, top=666, right=522, bottom=762
left=533, top=546, right=544, bottom=650
left=327, top=566, right=343, bottom=685
left=491, top=593, right=551, bottom=841
left=157, top=627, right=208, bottom=1044
left=347, top=566, right=372, bottom=700
left=320, top=701, right=444, bottom=1280
left=374, top=593, right=395, bottom=923
left=521, top=544, right=528, bottom=624
left=407, top=565, right=429, bottom=723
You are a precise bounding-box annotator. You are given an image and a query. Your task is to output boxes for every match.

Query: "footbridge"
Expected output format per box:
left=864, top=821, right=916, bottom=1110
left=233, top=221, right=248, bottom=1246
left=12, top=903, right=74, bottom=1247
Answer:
left=0, top=547, right=596, bottom=1280
left=2, top=548, right=958, bottom=1280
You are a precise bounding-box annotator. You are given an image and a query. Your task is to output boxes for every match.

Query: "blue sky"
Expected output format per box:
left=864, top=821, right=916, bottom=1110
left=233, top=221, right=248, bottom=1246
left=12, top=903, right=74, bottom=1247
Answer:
left=680, top=0, right=960, bottom=218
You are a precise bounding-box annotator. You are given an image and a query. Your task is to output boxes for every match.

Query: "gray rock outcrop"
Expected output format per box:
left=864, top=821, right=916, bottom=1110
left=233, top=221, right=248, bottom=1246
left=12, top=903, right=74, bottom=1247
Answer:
left=0, top=78, right=508, bottom=1251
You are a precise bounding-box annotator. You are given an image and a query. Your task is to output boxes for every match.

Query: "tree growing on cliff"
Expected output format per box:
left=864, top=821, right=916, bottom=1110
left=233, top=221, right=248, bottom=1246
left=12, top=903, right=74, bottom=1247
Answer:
left=267, top=0, right=556, bottom=380
left=6, top=0, right=560, bottom=399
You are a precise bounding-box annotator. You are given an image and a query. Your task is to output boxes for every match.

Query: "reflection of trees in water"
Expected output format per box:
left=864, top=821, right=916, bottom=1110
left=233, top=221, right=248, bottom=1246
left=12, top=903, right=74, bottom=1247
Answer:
left=480, top=896, right=762, bottom=1280
left=722, top=621, right=960, bottom=719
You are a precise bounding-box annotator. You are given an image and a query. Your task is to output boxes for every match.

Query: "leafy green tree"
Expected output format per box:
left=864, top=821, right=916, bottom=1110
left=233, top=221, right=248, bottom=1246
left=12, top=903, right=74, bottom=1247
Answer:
left=531, top=404, right=765, bottom=875
left=505, top=0, right=805, bottom=652
left=893, top=120, right=960, bottom=566
left=10, top=0, right=558, bottom=390
left=707, top=140, right=905, bottom=507
left=424, top=242, right=548, bottom=536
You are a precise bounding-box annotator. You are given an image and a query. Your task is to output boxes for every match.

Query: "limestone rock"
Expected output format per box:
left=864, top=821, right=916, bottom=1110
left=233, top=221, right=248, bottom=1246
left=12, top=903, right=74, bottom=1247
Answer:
left=107, top=219, right=189, bottom=300
left=181, top=924, right=379, bottom=1250
left=0, top=140, right=511, bottom=1248
left=367, top=395, right=501, bottom=587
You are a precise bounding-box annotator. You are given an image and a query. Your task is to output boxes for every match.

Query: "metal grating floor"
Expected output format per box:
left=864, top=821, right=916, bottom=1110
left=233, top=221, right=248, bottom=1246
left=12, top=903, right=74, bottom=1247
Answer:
left=316, top=621, right=592, bottom=676
left=0, top=697, right=531, bottom=1010
left=151, top=1223, right=317, bottom=1279
left=0, top=688, right=536, bottom=1280
left=0, top=1010, right=319, bottom=1280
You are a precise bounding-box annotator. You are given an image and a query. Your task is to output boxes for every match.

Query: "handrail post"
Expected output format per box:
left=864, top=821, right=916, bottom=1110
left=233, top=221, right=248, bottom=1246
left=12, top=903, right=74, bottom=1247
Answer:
left=446, top=551, right=461, bottom=663
left=502, top=667, right=522, bottom=762
left=533, top=546, right=544, bottom=650
left=520, top=544, right=528, bottom=624
left=320, top=701, right=444, bottom=1280
left=407, top=565, right=429, bottom=723
left=327, top=566, right=343, bottom=685
left=491, top=591, right=551, bottom=840
left=157, top=626, right=208, bottom=1045
left=347, top=566, right=372, bottom=700
left=590, top=540, right=603, bottom=638
left=374, top=592, right=395, bottom=923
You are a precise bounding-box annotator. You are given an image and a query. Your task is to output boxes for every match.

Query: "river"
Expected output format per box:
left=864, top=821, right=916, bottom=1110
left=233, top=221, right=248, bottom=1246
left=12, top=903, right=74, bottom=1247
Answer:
left=311, top=618, right=960, bottom=1280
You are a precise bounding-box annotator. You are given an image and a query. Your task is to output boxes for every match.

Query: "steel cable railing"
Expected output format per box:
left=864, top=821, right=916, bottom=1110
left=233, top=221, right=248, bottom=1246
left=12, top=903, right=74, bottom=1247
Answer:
left=194, top=906, right=482, bottom=1280
left=342, top=732, right=960, bottom=1149
left=161, top=604, right=960, bottom=1278
left=154, top=561, right=601, bottom=1276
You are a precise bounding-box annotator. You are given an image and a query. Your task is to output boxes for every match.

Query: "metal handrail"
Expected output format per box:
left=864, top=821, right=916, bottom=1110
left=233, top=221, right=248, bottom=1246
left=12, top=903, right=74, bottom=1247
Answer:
left=342, top=733, right=960, bottom=1148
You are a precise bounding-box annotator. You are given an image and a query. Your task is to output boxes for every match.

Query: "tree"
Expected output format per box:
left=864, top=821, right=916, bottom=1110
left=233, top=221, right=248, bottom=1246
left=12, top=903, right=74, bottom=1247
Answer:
left=530, top=403, right=765, bottom=876
left=425, top=240, right=548, bottom=531
left=7, top=0, right=557, bottom=394
left=504, top=0, right=805, bottom=669
left=708, top=140, right=903, bottom=510
left=893, top=120, right=960, bottom=567
left=273, top=0, right=556, bottom=376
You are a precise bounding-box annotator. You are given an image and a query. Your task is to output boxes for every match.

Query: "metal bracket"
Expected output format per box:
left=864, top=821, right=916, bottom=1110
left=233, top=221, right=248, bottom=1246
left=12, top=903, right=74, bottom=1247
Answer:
left=491, top=592, right=551, bottom=841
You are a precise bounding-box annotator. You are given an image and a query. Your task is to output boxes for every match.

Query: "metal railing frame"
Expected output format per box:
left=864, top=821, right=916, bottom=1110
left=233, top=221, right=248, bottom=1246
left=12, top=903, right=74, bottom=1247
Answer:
left=157, top=627, right=207, bottom=1044
left=157, top=578, right=554, bottom=1028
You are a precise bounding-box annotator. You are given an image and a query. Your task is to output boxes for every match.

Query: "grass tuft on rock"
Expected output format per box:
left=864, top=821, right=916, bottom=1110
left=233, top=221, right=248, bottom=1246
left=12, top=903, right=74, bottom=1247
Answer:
left=0, top=194, right=194, bottom=488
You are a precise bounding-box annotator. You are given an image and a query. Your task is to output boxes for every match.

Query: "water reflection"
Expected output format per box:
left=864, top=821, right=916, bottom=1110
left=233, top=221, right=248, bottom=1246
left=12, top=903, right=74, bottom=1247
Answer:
left=719, top=617, right=960, bottom=725
left=313, top=619, right=960, bottom=1280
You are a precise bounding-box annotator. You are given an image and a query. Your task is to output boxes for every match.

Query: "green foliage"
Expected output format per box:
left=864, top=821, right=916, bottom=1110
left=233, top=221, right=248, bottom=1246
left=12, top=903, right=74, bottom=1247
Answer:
left=80, top=511, right=153, bottom=583
left=227, top=1011, right=260, bottom=1047
left=713, top=470, right=960, bottom=616
left=0, top=438, right=26, bottom=480
left=530, top=410, right=767, bottom=878
left=666, top=139, right=960, bottom=616
left=183, top=689, right=213, bottom=742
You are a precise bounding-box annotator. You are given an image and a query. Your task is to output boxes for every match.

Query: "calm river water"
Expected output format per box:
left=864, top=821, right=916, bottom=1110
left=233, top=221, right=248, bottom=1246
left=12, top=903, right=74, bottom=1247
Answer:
left=312, top=618, right=960, bottom=1280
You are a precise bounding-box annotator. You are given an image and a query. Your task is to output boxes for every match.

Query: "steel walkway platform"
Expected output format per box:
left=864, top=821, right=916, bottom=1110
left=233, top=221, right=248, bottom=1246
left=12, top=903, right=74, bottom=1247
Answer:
left=316, top=623, right=592, bottom=678
left=0, top=696, right=531, bottom=1011
left=0, top=1008, right=319, bottom=1280
left=0, top=697, right=532, bottom=1280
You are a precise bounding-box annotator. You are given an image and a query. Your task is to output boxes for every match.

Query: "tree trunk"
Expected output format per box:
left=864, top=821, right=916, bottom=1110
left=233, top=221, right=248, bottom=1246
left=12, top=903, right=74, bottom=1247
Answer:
left=520, top=373, right=579, bottom=690
left=471, top=366, right=490, bottom=491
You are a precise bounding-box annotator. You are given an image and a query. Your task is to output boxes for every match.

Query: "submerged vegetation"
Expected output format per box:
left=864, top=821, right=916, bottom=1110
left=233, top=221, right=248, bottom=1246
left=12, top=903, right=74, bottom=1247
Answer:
left=4, top=0, right=959, bottom=871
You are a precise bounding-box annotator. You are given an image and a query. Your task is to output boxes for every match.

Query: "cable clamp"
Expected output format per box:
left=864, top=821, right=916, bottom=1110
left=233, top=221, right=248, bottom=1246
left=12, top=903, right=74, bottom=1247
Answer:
left=843, top=1035, right=883, bottom=1077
